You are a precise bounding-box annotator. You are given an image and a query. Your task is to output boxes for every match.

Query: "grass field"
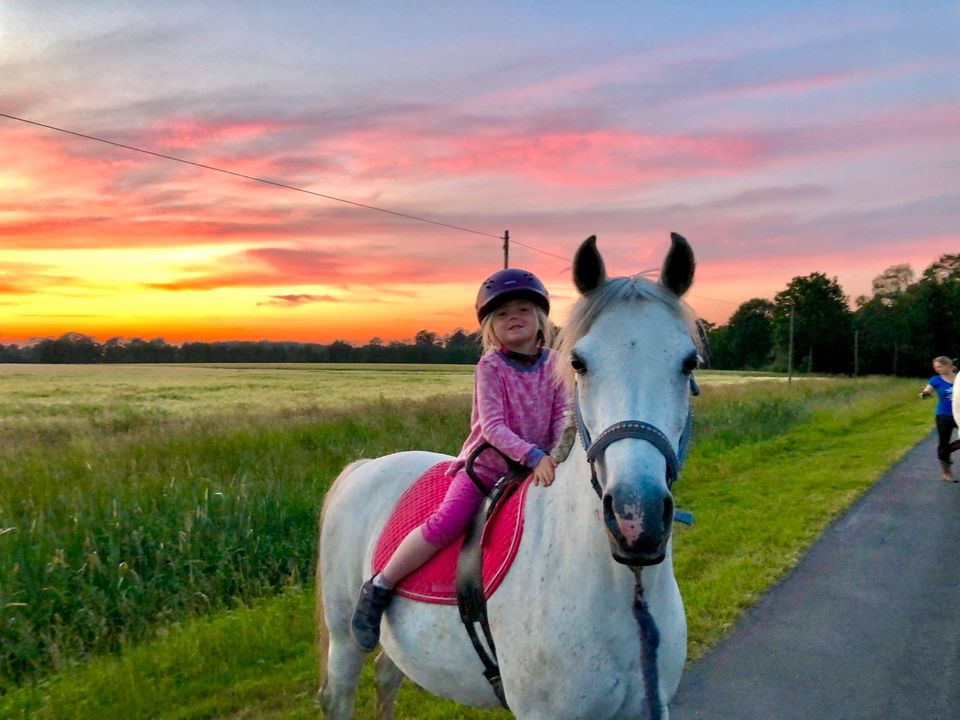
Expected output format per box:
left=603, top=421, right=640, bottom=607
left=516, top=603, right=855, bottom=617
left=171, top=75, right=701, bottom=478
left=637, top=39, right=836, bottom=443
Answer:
left=0, top=364, right=934, bottom=718
left=0, top=363, right=475, bottom=444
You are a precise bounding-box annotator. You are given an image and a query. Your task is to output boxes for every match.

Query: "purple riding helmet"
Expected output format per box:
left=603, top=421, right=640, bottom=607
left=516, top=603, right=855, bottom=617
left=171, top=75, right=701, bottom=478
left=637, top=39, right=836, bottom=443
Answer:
left=475, top=268, right=550, bottom=322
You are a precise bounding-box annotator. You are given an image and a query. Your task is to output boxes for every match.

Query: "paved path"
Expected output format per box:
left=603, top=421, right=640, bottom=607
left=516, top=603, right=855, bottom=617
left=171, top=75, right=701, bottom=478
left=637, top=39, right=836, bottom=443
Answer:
left=671, top=432, right=960, bottom=720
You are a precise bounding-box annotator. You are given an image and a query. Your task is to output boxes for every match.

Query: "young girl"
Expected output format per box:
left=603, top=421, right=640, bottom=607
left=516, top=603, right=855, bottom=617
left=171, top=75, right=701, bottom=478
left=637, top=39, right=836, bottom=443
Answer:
left=351, top=268, right=569, bottom=652
left=920, top=355, right=958, bottom=482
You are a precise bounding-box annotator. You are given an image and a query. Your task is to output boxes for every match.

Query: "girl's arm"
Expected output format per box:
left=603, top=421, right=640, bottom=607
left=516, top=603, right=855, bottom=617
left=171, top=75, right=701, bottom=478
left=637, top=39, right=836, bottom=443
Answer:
left=920, top=383, right=934, bottom=399
left=475, top=362, right=541, bottom=467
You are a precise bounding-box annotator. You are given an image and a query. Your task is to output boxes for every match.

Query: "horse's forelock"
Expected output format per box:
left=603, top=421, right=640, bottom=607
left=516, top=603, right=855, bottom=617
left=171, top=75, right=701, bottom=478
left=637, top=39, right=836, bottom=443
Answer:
left=554, top=275, right=703, bottom=391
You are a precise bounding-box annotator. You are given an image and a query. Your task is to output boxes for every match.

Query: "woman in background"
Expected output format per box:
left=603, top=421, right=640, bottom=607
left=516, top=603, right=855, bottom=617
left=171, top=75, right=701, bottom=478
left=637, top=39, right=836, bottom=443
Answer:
left=919, top=356, right=958, bottom=482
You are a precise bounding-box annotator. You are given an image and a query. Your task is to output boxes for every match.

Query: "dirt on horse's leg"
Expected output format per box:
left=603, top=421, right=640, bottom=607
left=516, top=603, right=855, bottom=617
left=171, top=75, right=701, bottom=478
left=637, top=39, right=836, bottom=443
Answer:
left=375, top=650, right=405, bottom=720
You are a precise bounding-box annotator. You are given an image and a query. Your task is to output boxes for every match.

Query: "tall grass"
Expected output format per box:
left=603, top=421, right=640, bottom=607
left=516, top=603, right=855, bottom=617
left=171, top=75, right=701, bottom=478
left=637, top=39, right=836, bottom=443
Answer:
left=0, top=392, right=470, bottom=689
left=0, top=367, right=927, bottom=699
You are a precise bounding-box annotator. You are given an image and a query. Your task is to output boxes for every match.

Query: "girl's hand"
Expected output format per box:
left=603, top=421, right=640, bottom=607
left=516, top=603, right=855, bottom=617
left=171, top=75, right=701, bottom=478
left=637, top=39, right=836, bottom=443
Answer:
left=532, top=456, right=558, bottom=487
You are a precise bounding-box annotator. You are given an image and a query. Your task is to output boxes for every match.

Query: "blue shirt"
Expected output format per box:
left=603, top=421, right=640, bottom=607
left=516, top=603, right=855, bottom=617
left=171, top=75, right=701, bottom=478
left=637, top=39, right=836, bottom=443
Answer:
left=928, top=375, right=954, bottom=416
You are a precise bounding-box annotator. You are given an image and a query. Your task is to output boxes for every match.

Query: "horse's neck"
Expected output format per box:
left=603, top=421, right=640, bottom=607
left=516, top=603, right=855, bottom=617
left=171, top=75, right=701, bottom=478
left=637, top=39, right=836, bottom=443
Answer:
left=540, top=448, right=632, bottom=587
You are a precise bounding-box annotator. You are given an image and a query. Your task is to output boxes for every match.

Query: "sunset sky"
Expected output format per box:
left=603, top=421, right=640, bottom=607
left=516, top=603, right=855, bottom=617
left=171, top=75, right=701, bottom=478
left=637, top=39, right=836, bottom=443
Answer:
left=1, top=2, right=958, bottom=345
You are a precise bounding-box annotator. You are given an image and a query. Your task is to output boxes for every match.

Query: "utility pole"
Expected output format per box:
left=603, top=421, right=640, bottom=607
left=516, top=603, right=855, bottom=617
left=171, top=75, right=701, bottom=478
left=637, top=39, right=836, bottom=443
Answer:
left=788, top=303, right=795, bottom=385
left=502, top=230, right=510, bottom=269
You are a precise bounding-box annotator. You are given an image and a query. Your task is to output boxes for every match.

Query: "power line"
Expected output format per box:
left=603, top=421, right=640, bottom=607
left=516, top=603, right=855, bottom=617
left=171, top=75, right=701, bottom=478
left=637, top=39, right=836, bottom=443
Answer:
left=0, top=111, right=508, bottom=241
left=510, top=238, right=571, bottom=263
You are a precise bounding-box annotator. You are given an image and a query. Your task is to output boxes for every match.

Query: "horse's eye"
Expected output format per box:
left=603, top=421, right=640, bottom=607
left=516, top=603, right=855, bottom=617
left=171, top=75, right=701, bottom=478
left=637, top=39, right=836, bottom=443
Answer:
left=682, top=353, right=699, bottom=375
left=570, top=352, right=588, bottom=374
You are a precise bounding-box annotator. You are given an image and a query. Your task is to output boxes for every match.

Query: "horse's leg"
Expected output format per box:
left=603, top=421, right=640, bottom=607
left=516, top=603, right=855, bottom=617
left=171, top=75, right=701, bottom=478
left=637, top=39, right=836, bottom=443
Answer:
left=374, top=650, right=405, bottom=720
left=318, top=631, right=365, bottom=719
left=316, top=460, right=371, bottom=719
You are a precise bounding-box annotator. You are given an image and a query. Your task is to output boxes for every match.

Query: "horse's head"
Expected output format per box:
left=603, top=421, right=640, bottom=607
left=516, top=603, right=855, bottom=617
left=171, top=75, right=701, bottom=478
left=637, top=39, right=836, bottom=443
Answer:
left=557, top=234, right=699, bottom=567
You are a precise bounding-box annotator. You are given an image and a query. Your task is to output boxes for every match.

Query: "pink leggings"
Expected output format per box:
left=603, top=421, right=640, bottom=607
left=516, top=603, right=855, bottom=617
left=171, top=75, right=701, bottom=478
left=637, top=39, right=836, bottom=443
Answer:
left=421, top=469, right=495, bottom=546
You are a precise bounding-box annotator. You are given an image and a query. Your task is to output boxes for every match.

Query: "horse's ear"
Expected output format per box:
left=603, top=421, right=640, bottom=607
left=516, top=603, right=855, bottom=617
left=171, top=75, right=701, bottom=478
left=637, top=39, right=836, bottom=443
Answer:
left=573, top=235, right=606, bottom=295
left=660, top=232, right=695, bottom=297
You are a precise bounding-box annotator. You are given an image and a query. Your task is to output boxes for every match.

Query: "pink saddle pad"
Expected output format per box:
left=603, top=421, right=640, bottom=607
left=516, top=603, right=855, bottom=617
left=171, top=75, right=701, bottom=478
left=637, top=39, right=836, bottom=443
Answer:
left=372, top=460, right=529, bottom=604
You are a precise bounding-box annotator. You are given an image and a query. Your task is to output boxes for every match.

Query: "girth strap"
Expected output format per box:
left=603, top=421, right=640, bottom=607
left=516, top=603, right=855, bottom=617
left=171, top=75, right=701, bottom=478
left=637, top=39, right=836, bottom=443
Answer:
left=456, top=443, right=525, bottom=710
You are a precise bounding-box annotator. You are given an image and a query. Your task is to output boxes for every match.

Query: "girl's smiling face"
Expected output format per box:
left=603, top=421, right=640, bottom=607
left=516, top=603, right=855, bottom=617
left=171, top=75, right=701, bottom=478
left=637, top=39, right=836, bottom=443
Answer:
left=491, top=298, right=540, bottom=354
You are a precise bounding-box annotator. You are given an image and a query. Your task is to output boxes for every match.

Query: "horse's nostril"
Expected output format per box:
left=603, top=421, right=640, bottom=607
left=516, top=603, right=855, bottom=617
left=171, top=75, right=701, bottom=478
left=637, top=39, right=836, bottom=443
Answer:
left=662, top=495, right=674, bottom=528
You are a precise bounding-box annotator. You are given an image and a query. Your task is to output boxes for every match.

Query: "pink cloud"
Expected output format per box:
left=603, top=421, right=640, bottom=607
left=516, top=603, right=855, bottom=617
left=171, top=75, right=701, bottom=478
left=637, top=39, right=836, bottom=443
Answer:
left=145, top=244, right=484, bottom=292
left=318, top=124, right=766, bottom=187
left=141, top=116, right=294, bottom=151
left=713, top=70, right=862, bottom=101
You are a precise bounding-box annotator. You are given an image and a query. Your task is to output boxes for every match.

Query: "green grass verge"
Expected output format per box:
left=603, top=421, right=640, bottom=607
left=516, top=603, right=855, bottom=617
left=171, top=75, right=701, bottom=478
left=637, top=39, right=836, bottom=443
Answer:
left=0, top=376, right=933, bottom=718
left=0, top=589, right=507, bottom=720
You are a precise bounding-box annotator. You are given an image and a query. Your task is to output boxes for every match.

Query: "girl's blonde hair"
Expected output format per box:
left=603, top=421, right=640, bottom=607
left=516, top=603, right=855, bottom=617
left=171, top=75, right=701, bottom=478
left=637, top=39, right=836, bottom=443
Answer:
left=479, top=306, right=552, bottom=354
left=933, top=356, right=956, bottom=371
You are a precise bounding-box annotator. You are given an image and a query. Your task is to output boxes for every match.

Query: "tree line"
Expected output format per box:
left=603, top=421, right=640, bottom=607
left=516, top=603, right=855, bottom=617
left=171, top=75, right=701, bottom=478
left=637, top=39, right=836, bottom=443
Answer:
left=706, top=253, right=960, bottom=377
left=0, top=329, right=483, bottom=365
left=3, top=253, right=957, bottom=376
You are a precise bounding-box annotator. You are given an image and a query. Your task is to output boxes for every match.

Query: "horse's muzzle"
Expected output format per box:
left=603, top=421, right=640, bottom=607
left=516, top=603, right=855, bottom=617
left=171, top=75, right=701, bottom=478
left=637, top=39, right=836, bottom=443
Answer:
left=602, top=489, right=673, bottom=566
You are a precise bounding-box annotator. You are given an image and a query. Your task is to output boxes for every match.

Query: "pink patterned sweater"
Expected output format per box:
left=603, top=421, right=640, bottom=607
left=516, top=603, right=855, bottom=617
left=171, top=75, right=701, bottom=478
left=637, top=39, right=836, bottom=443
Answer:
left=447, top=347, right=569, bottom=485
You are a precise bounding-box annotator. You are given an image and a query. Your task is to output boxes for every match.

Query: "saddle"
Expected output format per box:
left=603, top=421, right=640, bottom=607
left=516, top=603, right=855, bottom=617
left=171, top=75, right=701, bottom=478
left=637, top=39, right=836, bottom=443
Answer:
left=371, top=459, right=529, bottom=604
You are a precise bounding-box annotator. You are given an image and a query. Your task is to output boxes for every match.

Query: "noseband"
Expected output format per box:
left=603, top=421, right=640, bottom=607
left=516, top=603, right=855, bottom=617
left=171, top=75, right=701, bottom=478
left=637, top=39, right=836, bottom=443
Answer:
left=573, top=376, right=699, bottom=499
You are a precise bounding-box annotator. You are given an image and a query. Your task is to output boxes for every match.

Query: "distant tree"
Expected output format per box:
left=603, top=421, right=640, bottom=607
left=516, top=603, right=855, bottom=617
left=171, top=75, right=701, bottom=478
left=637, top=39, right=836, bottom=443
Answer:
left=921, top=254, right=960, bottom=284
left=444, top=328, right=481, bottom=364
left=871, top=264, right=914, bottom=306
left=179, top=341, right=212, bottom=363
left=33, top=333, right=102, bottom=363
left=703, top=324, right=730, bottom=369
left=892, top=259, right=960, bottom=375
left=327, top=340, right=355, bottom=362
left=773, top=273, right=852, bottom=373
left=0, top=343, right=24, bottom=362
left=414, top=330, right=439, bottom=346
left=722, top=298, right=775, bottom=369
left=358, top=337, right=390, bottom=363
left=412, top=330, right=442, bottom=362
left=148, top=338, right=177, bottom=362
left=103, top=337, right=125, bottom=363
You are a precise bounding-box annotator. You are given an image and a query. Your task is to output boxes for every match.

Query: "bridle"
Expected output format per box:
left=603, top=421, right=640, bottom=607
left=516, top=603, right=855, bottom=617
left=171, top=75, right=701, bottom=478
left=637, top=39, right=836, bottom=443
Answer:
left=573, top=374, right=699, bottom=499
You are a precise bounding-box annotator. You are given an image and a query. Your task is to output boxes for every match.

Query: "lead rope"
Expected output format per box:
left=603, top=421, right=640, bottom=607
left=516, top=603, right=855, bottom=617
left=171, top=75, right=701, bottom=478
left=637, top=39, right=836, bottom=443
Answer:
left=632, top=567, right=663, bottom=720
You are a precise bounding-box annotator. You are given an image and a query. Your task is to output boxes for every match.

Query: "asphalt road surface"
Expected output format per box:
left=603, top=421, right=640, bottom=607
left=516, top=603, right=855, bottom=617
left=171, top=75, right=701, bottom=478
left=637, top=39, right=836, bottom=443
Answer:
left=671, top=432, right=960, bottom=720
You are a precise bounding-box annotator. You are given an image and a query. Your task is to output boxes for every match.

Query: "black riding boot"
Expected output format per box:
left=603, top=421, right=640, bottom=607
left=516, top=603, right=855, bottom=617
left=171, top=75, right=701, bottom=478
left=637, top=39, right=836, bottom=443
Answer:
left=351, top=577, right=394, bottom=652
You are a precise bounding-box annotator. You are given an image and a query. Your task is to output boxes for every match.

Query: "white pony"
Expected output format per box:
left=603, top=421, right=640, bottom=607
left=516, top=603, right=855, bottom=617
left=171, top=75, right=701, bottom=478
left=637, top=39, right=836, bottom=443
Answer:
left=316, top=234, right=701, bottom=720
